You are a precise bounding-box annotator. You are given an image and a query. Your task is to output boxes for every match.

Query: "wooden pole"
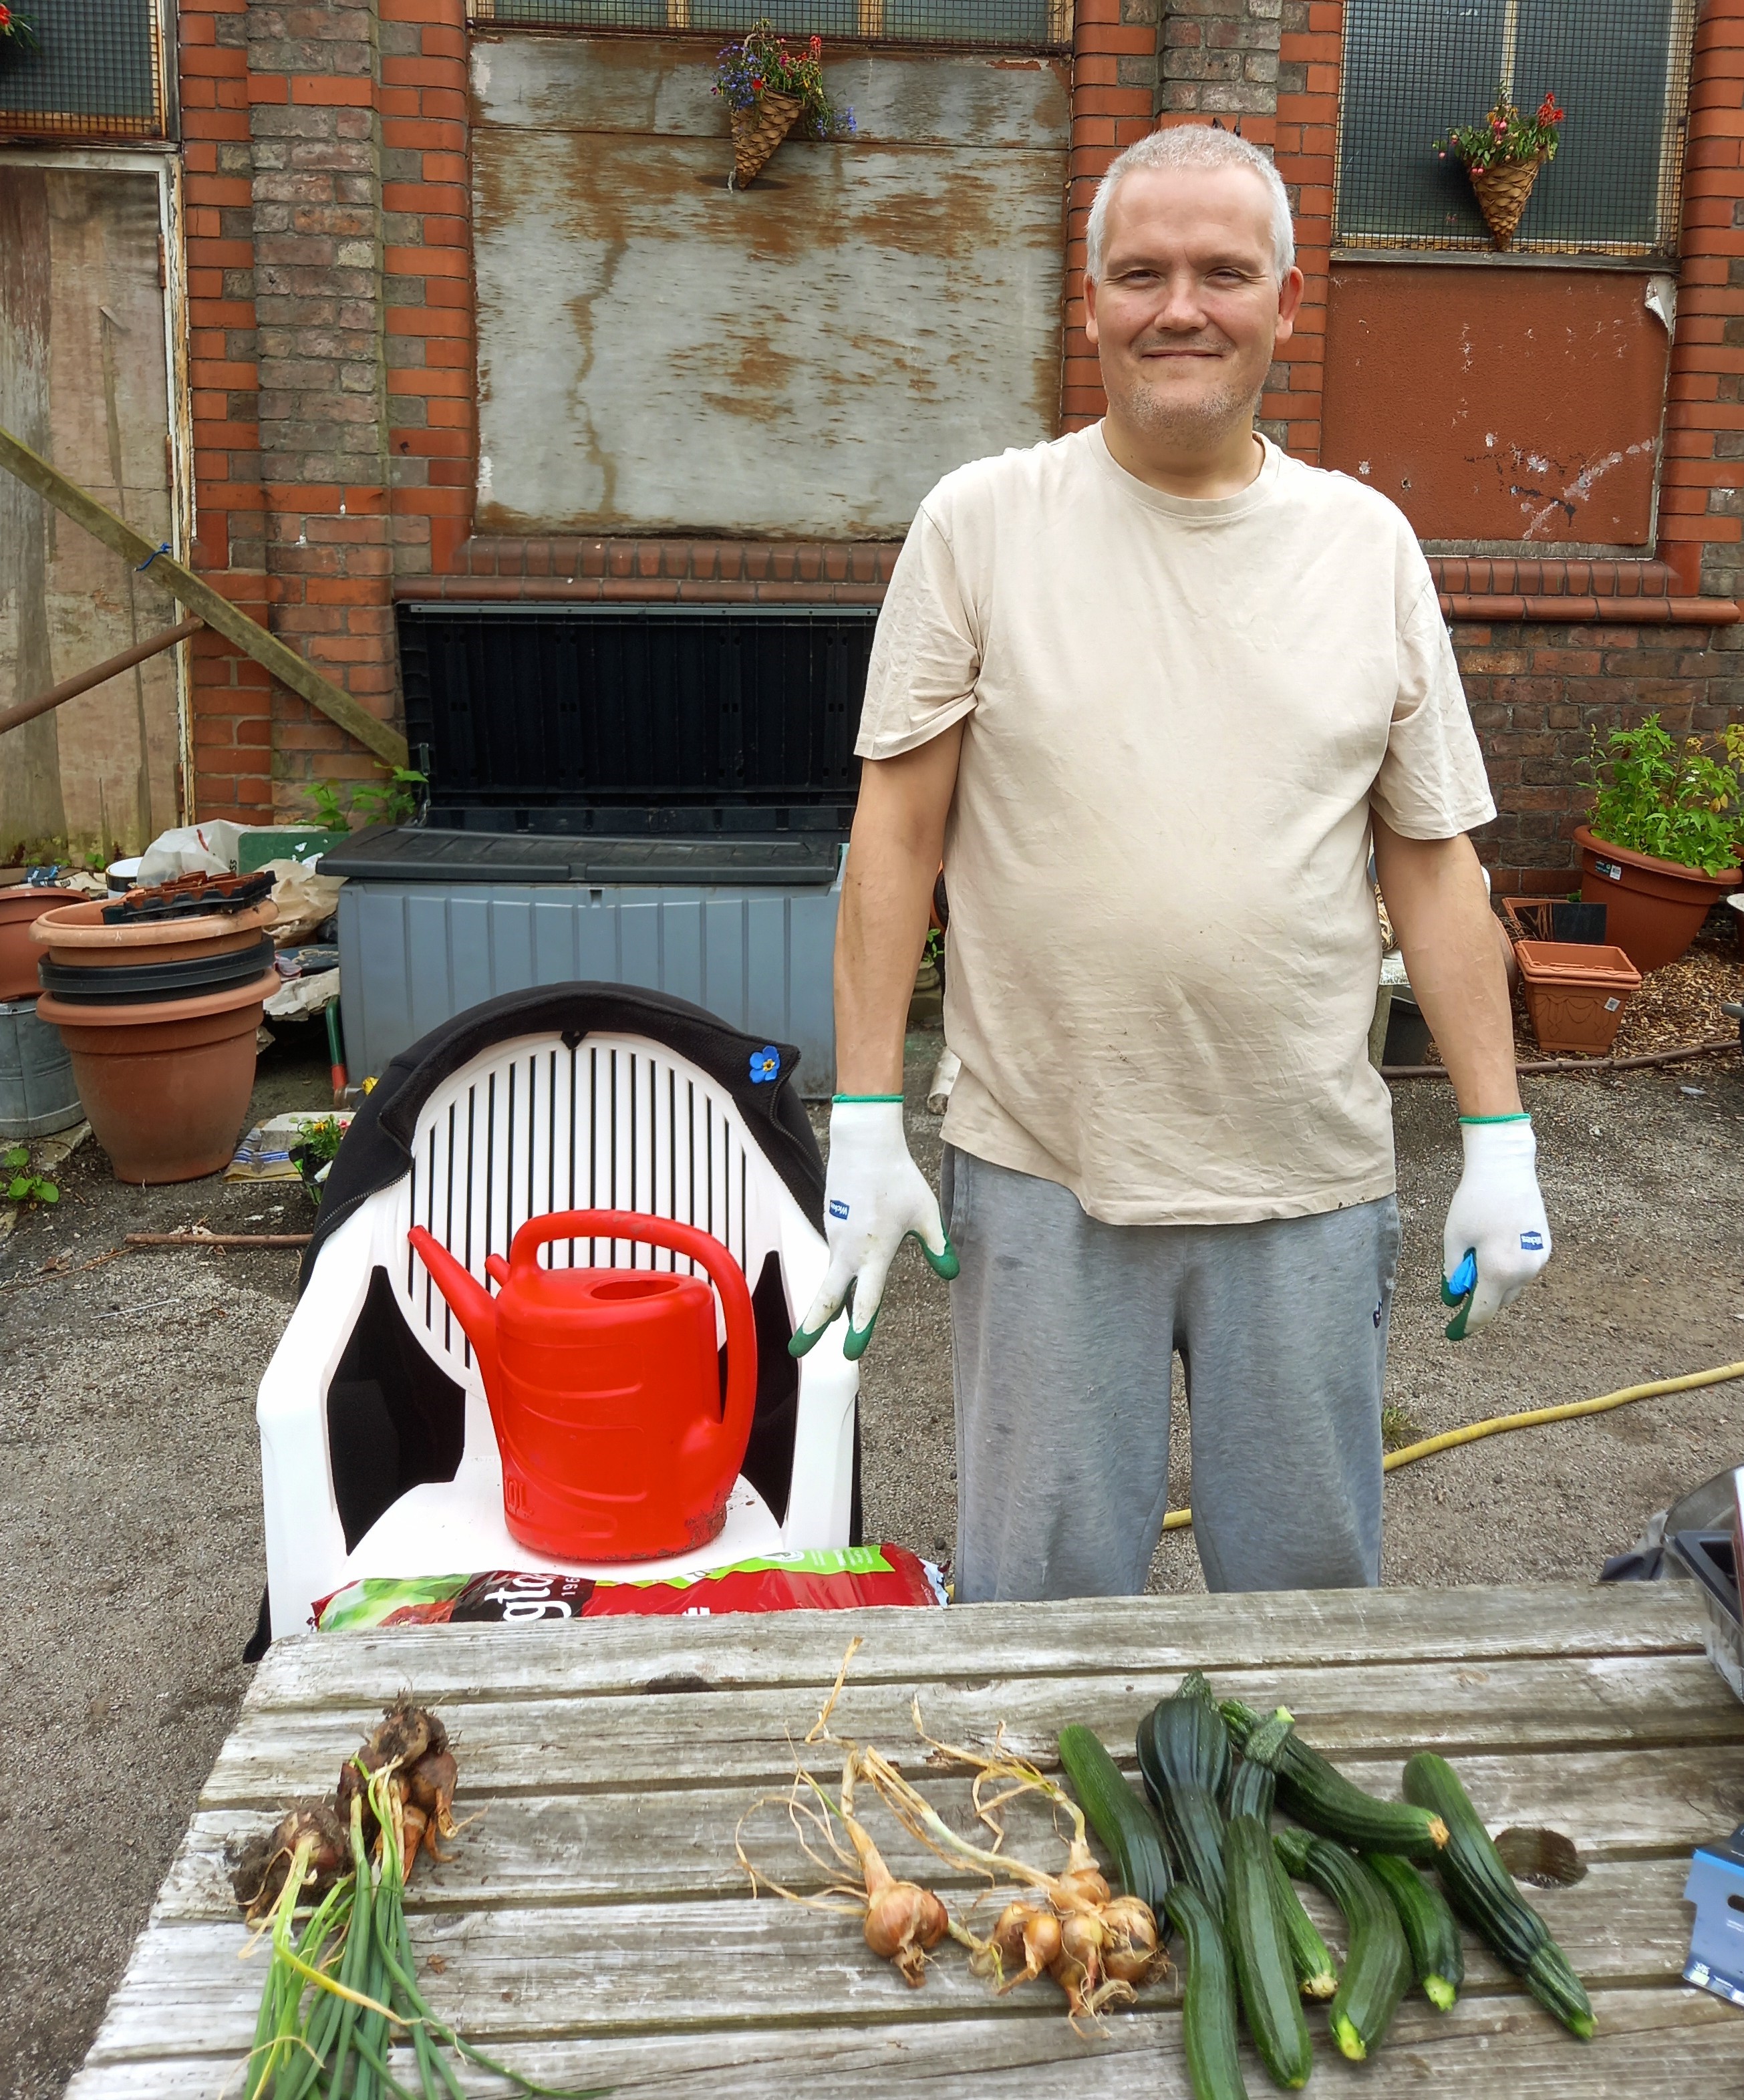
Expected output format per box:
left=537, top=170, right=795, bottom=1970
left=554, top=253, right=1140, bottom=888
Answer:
left=0, top=424, right=409, bottom=770
left=0, top=616, right=204, bottom=738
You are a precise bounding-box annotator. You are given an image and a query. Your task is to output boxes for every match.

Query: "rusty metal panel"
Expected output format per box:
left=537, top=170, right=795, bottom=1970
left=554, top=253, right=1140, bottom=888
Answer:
left=0, top=160, right=180, bottom=859
left=1321, top=263, right=1672, bottom=547
left=471, top=38, right=1069, bottom=539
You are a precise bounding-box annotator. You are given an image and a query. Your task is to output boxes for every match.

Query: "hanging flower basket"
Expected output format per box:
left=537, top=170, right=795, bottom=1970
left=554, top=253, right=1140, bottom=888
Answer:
left=730, top=88, right=802, bottom=190
left=1467, top=155, right=1546, bottom=249
left=1435, top=89, right=1565, bottom=251
left=712, top=20, right=855, bottom=192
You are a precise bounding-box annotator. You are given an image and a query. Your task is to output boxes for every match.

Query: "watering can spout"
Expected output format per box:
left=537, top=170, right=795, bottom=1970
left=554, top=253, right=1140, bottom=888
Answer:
left=408, top=1225, right=500, bottom=1391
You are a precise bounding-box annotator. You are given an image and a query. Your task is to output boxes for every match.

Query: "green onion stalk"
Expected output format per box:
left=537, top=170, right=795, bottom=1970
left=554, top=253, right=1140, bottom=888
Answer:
left=241, top=1759, right=607, bottom=2097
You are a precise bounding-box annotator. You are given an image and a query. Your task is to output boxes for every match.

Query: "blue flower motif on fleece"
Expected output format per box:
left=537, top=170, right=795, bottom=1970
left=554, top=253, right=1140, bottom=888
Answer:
left=749, top=1046, right=781, bottom=1084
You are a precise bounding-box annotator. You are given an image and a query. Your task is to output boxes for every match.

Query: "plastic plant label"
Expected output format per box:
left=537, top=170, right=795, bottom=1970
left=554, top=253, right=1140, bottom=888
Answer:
left=1596, top=859, right=1623, bottom=881
left=1605, top=997, right=1621, bottom=1012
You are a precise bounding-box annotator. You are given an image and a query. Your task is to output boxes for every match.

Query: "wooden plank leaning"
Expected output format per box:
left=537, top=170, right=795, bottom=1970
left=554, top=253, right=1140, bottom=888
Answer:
left=0, top=422, right=409, bottom=770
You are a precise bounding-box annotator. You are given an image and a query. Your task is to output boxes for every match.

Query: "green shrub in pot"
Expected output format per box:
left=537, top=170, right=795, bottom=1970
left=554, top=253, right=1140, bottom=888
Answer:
left=1580, top=716, right=1744, bottom=876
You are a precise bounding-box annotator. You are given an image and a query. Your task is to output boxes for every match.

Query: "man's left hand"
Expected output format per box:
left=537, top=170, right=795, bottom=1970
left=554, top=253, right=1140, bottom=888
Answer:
left=1441, top=1114, right=1551, bottom=1338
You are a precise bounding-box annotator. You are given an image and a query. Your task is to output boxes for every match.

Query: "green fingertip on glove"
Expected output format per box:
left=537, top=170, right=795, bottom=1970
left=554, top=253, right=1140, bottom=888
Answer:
left=786, top=1231, right=960, bottom=1362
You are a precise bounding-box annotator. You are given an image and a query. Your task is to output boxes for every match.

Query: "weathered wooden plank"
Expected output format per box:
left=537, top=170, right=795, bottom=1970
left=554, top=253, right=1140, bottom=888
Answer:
left=205, top=1651, right=1744, bottom=1809
left=77, top=1859, right=1697, bottom=2068
left=156, top=1737, right=1744, bottom=1924
left=0, top=423, right=409, bottom=768
left=246, top=1584, right=1714, bottom=1711
left=59, top=1984, right=1744, bottom=2100
left=472, top=120, right=1067, bottom=538
left=59, top=1986, right=1744, bottom=2100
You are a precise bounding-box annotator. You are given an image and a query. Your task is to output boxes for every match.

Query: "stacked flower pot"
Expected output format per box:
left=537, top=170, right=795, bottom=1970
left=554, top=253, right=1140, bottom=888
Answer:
left=0, top=882, right=83, bottom=1140
left=29, top=891, right=278, bottom=1182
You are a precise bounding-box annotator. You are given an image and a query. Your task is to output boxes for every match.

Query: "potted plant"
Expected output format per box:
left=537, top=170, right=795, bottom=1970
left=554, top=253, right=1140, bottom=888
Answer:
left=1435, top=89, right=1565, bottom=249
left=1574, top=716, right=1744, bottom=972
left=712, top=21, right=854, bottom=190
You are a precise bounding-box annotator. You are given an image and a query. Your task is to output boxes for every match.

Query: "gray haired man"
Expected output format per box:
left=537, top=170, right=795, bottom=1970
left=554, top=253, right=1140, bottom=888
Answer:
left=791, top=126, right=1550, bottom=1601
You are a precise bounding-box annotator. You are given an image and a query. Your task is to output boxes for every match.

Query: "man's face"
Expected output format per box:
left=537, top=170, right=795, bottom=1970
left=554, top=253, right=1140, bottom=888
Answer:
left=1085, top=164, right=1303, bottom=452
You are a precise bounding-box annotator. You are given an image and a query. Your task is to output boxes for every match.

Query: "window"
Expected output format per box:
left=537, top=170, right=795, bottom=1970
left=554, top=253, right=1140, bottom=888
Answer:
left=1334, top=0, right=1697, bottom=260
left=467, top=0, right=1072, bottom=51
left=0, top=0, right=172, bottom=144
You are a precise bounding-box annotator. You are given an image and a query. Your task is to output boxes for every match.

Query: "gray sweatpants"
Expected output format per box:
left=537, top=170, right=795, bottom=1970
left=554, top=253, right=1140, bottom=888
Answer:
left=942, top=1145, right=1400, bottom=1601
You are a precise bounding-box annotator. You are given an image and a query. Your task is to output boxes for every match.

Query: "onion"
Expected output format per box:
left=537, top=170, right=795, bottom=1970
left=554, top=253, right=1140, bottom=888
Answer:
left=1099, top=1894, right=1160, bottom=1984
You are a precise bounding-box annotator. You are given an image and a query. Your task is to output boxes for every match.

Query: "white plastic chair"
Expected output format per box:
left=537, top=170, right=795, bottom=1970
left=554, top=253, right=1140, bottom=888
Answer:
left=256, top=1025, right=858, bottom=1638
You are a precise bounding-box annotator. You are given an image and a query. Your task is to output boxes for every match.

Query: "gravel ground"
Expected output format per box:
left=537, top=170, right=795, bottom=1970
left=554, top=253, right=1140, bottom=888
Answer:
left=4, top=1016, right=1744, bottom=2094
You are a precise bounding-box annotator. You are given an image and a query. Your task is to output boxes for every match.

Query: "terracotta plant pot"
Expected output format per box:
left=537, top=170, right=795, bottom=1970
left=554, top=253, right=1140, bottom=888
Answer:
left=29, top=895, right=276, bottom=973
left=35, top=969, right=275, bottom=1183
left=0, top=885, right=78, bottom=1001
left=1515, top=938, right=1642, bottom=1055
left=1574, top=826, right=1740, bottom=973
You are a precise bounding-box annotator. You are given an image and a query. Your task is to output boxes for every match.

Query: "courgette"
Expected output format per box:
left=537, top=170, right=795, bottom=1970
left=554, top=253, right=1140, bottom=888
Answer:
left=1274, top=1828, right=1411, bottom=2061
left=1401, top=1753, right=1593, bottom=2041
left=1165, top=1881, right=1250, bottom=2100
left=1225, top=1708, right=1292, bottom=1821
left=1225, top=1713, right=1336, bottom=2001
left=1223, top=1816, right=1313, bottom=2089
left=1139, top=1673, right=1230, bottom=1918
left=1058, top=1724, right=1172, bottom=1914
left=1224, top=1698, right=1447, bottom=1862
left=1366, top=1850, right=1463, bottom=2011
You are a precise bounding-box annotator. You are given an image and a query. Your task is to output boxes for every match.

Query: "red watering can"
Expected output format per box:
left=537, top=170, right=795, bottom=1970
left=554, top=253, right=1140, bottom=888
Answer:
left=408, top=1209, right=758, bottom=1562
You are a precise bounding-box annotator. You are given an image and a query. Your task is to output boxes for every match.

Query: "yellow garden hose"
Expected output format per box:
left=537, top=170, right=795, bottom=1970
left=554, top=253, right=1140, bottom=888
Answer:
left=1159, top=1358, right=1744, bottom=1533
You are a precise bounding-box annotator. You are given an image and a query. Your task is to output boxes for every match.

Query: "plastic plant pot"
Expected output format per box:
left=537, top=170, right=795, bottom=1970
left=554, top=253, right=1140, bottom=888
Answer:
left=1575, top=827, right=1739, bottom=973
left=37, top=933, right=277, bottom=1005
left=28, top=895, right=276, bottom=971
left=0, top=885, right=78, bottom=1001
left=1514, top=937, right=1642, bottom=1056
left=35, top=968, right=276, bottom=1183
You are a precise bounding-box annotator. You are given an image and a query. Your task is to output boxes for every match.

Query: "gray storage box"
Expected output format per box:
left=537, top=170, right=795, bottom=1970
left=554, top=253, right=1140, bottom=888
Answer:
left=335, top=602, right=872, bottom=1093
left=330, top=831, right=845, bottom=1094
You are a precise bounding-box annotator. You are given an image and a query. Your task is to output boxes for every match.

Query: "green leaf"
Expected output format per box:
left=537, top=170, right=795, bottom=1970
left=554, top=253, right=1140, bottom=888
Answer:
left=6, top=1177, right=30, bottom=1201
left=2, top=1146, right=26, bottom=1171
left=35, top=1181, right=58, bottom=1204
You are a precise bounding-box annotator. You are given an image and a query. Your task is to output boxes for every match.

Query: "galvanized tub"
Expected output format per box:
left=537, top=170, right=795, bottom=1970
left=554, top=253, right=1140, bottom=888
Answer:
left=0, top=994, right=83, bottom=1139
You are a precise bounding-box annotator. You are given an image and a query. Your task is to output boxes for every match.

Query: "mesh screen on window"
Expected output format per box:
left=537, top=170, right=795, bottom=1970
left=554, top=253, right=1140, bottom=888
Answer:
left=0, top=0, right=168, bottom=141
left=468, top=0, right=1070, bottom=49
left=1335, top=0, right=1695, bottom=259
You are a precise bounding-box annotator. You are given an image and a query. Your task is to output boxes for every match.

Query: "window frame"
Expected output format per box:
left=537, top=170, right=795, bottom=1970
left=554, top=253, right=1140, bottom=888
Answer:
left=1331, top=0, right=1697, bottom=266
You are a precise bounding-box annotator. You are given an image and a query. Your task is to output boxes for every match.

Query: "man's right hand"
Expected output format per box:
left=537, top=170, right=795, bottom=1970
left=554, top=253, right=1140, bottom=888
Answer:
left=789, top=1097, right=959, bottom=1361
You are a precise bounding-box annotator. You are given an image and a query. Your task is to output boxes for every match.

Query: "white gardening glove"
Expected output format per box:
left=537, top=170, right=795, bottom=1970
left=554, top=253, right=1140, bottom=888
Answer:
left=789, top=1096, right=958, bottom=1362
left=1440, top=1114, right=1551, bottom=1340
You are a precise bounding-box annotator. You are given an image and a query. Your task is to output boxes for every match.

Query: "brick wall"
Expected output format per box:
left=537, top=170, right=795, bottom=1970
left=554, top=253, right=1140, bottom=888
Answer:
left=179, top=0, right=1743, bottom=885
left=180, top=0, right=470, bottom=822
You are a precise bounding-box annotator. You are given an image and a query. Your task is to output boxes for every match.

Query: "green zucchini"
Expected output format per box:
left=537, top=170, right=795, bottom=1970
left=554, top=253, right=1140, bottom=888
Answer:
left=1366, top=1850, right=1463, bottom=2012
left=1223, top=1815, right=1313, bottom=2089
left=1224, top=1698, right=1447, bottom=1863
left=1223, top=1713, right=1336, bottom=2000
left=1225, top=1708, right=1293, bottom=1821
left=1058, top=1723, right=1171, bottom=1914
left=1274, top=1828, right=1411, bottom=2061
left=1401, top=1754, right=1592, bottom=2041
left=1139, top=1673, right=1230, bottom=1918
left=1165, top=1882, right=1250, bottom=2100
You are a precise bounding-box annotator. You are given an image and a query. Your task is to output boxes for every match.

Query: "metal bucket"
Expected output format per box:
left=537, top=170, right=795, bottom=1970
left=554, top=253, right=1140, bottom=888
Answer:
left=0, top=994, right=83, bottom=1139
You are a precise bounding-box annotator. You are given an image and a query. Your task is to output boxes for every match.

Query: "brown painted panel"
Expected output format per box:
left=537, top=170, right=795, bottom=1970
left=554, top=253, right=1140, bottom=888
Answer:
left=471, top=39, right=1069, bottom=541
left=0, top=165, right=179, bottom=859
left=1321, top=265, right=1672, bottom=547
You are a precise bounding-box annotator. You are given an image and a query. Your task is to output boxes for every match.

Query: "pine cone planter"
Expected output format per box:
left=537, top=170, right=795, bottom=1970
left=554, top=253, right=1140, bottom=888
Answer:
left=730, top=89, right=801, bottom=188
left=1469, top=155, right=1544, bottom=249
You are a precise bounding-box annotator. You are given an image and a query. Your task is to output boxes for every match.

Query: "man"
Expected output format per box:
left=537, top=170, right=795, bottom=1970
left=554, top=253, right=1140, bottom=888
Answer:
left=790, top=124, right=1551, bottom=1600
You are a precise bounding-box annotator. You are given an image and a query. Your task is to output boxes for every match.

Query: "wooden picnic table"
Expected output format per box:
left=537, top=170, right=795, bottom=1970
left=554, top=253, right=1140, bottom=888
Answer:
left=69, top=1582, right=1744, bottom=2097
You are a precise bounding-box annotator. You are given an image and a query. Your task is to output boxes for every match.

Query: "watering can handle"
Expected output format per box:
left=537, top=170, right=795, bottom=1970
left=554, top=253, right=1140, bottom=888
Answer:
left=511, top=1209, right=759, bottom=1445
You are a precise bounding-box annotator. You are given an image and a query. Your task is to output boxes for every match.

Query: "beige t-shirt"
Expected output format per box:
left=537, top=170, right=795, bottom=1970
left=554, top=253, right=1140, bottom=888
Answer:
left=855, top=425, right=1495, bottom=1225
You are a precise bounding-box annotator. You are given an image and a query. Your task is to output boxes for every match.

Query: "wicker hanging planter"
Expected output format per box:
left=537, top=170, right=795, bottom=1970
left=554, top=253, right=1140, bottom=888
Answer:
left=729, top=88, right=801, bottom=188
left=1467, top=154, right=1545, bottom=249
